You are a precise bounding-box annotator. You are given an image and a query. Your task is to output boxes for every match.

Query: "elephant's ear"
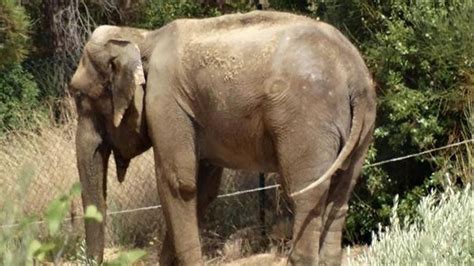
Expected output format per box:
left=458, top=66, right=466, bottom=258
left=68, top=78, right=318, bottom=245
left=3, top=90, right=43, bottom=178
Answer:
left=106, top=39, right=145, bottom=127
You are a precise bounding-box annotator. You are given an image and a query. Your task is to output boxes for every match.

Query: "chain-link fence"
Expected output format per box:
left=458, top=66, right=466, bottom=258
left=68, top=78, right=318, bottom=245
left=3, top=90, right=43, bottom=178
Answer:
left=22, top=53, right=80, bottom=99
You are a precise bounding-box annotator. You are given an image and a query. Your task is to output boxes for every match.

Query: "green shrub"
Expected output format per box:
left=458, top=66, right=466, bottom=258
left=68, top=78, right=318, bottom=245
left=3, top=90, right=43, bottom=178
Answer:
left=0, top=0, right=44, bottom=133
left=310, top=1, right=474, bottom=243
left=0, top=169, right=144, bottom=264
left=365, top=2, right=472, bottom=153
left=0, top=164, right=37, bottom=265
left=134, top=0, right=221, bottom=29
left=269, top=0, right=308, bottom=12
left=0, top=63, right=45, bottom=133
left=350, top=185, right=473, bottom=265
left=0, top=165, right=83, bottom=265
left=0, top=0, right=31, bottom=69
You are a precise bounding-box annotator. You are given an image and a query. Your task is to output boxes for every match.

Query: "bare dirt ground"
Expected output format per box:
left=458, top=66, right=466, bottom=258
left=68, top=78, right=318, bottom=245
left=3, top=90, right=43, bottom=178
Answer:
left=103, top=244, right=366, bottom=265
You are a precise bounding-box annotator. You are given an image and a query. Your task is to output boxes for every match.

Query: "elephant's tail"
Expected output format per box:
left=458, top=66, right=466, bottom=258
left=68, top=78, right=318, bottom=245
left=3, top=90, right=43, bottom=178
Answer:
left=290, top=89, right=373, bottom=197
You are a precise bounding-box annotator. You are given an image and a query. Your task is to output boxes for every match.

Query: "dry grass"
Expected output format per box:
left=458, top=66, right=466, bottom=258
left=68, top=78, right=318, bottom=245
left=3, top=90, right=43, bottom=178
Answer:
left=216, top=253, right=287, bottom=266
left=0, top=100, right=161, bottom=246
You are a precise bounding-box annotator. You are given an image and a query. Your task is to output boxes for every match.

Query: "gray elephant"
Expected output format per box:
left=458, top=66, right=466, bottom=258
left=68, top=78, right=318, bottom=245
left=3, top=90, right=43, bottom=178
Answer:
left=69, top=11, right=376, bottom=265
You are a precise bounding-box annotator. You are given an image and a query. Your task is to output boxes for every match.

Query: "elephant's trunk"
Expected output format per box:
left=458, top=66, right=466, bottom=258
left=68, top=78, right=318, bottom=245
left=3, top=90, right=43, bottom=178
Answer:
left=81, top=180, right=107, bottom=261
left=76, top=114, right=111, bottom=263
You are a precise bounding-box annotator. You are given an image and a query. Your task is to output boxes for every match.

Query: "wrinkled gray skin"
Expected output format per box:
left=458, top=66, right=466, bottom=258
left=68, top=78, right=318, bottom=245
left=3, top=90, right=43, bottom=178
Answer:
left=70, top=11, right=376, bottom=265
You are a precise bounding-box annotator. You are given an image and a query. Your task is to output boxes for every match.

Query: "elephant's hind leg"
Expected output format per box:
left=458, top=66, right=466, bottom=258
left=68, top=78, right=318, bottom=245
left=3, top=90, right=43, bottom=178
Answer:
left=272, top=124, right=340, bottom=265
left=148, top=99, right=203, bottom=266
left=197, top=162, right=223, bottom=225
left=319, top=129, right=372, bottom=265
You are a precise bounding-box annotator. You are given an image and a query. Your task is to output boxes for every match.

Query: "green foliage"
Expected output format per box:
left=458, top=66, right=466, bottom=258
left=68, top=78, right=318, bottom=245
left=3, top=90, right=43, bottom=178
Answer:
left=132, top=0, right=256, bottom=29
left=0, top=173, right=143, bottom=264
left=0, top=63, right=45, bottom=133
left=104, top=249, right=147, bottom=266
left=312, top=1, right=474, bottom=243
left=23, top=184, right=83, bottom=264
left=0, top=164, right=36, bottom=265
left=0, top=0, right=31, bottom=69
left=269, top=0, right=308, bottom=12
left=134, top=0, right=222, bottom=29
left=0, top=164, right=82, bottom=265
left=84, top=205, right=104, bottom=223
left=351, top=186, right=474, bottom=265
left=45, top=183, right=82, bottom=236
left=366, top=2, right=472, bottom=151
left=0, top=1, right=42, bottom=133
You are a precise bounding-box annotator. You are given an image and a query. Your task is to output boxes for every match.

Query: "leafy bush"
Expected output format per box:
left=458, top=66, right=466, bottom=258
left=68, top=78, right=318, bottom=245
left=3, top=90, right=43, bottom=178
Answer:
left=0, top=63, right=45, bottom=133
left=133, top=0, right=256, bottom=29
left=309, top=1, right=474, bottom=243
left=365, top=2, right=472, bottom=153
left=269, top=0, right=308, bottom=12
left=350, top=185, right=473, bottom=265
left=0, top=0, right=31, bottom=69
left=0, top=169, right=83, bottom=265
left=0, top=0, right=45, bottom=133
left=0, top=164, right=37, bottom=265
left=134, top=0, right=221, bottom=29
left=0, top=171, right=145, bottom=264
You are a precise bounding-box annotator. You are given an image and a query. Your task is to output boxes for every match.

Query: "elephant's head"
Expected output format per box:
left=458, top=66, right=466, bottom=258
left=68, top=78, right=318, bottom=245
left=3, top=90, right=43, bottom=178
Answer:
left=71, top=29, right=145, bottom=127
left=69, top=26, right=151, bottom=262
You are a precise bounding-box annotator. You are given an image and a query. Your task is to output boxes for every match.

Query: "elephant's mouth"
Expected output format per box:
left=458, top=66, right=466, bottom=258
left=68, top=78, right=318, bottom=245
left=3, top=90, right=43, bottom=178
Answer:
left=113, top=151, right=130, bottom=183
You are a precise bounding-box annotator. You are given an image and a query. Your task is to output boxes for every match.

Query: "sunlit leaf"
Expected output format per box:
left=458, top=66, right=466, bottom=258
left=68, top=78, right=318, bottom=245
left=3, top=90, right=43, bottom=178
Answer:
left=104, top=250, right=147, bottom=266
left=84, top=205, right=103, bottom=222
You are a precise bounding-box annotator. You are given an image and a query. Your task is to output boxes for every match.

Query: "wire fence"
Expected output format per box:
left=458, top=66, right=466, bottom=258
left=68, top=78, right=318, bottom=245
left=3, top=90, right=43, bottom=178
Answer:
left=0, top=117, right=283, bottom=246
left=22, top=54, right=80, bottom=98
left=2, top=135, right=472, bottom=234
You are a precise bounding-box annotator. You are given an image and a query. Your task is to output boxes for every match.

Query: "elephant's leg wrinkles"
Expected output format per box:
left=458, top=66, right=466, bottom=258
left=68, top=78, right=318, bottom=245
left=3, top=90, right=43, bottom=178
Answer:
left=286, top=164, right=332, bottom=266
left=270, top=115, right=339, bottom=265
left=319, top=126, right=373, bottom=265
left=148, top=96, right=203, bottom=265
left=158, top=163, right=222, bottom=265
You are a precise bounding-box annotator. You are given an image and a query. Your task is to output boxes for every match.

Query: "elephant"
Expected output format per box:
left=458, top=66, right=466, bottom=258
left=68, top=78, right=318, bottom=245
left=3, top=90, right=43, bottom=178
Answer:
left=69, top=11, right=376, bottom=265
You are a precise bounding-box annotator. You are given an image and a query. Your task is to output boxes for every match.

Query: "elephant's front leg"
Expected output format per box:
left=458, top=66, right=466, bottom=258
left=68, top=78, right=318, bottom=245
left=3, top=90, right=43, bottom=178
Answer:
left=76, top=112, right=111, bottom=263
left=149, top=99, right=203, bottom=265
left=159, top=163, right=223, bottom=265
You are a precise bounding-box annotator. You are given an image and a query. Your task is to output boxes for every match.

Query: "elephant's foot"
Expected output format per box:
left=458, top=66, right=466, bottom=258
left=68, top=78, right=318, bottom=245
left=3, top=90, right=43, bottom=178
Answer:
left=159, top=231, right=176, bottom=266
left=319, top=256, right=342, bottom=266
left=319, top=236, right=343, bottom=266
left=288, top=252, right=318, bottom=266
